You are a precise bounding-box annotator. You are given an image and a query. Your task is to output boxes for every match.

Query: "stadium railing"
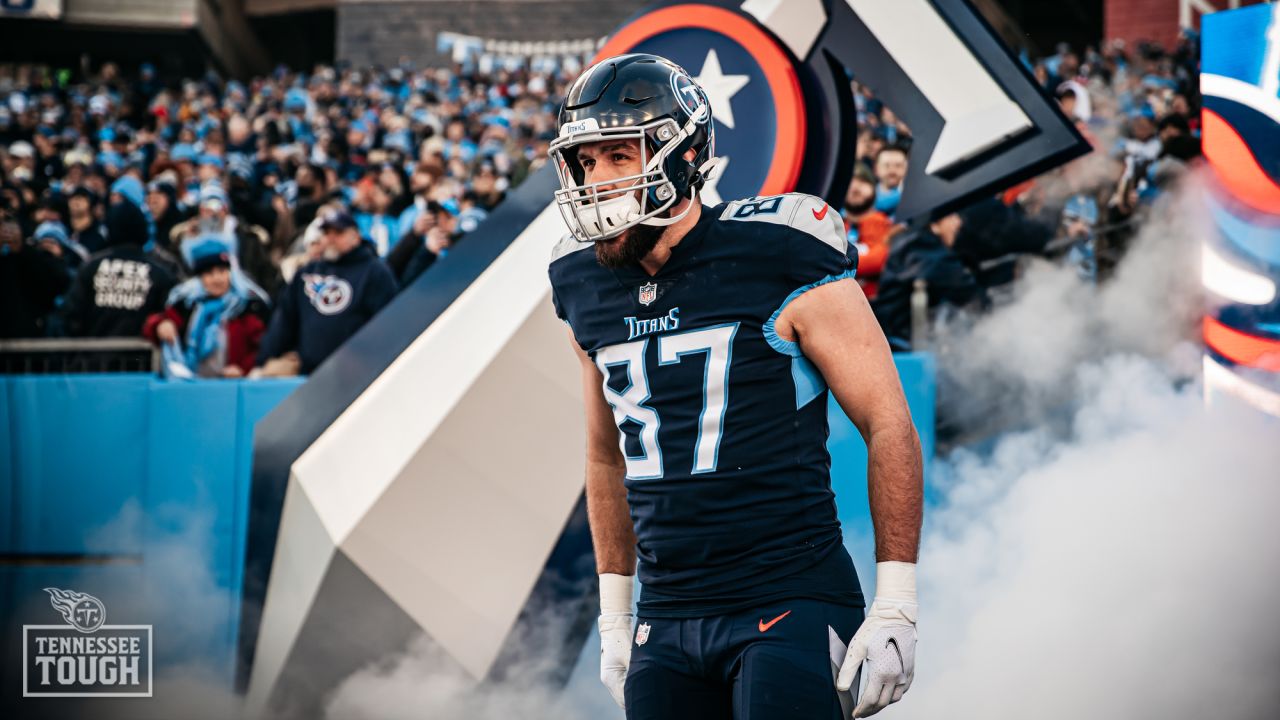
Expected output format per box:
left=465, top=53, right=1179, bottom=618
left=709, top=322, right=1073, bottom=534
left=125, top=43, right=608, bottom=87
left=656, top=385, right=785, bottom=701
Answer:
left=0, top=338, right=159, bottom=375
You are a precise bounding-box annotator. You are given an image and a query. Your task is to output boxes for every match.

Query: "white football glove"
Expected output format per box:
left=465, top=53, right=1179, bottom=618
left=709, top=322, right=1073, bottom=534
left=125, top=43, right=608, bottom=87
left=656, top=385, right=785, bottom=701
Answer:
left=837, top=562, right=918, bottom=718
left=598, top=573, right=634, bottom=709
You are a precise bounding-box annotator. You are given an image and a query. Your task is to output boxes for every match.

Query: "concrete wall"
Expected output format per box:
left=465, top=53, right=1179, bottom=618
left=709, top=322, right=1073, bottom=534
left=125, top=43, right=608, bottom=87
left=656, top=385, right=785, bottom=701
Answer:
left=195, top=0, right=272, bottom=77
left=336, top=0, right=636, bottom=68
left=1103, top=0, right=1264, bottom=50
left=63, top=0, right=197, bottom=28
left=1104, top=0, right=1182, bottom=49
left=247, top=0, right=336, bottom=15
left=50, top=0, right=269, bottom=77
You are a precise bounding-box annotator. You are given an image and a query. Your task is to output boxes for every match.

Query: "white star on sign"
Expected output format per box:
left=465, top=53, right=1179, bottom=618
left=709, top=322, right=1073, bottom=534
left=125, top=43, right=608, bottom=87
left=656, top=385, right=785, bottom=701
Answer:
left=694, top=49, right=750, bottom=130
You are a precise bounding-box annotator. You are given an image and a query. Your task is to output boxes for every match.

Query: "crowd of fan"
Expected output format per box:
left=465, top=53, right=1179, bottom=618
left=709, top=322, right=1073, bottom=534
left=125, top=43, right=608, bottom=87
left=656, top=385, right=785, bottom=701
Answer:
left=0, top=32, right=1202, bottom=376
left=0, top=59, right=571, bottom=376
left=851, top=33, right=1202, bottom=347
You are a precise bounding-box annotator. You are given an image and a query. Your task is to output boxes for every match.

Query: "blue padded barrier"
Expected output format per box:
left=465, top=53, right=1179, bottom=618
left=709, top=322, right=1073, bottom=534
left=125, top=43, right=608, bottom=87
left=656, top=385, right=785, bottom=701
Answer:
left=2, top=353, right=932, bottom=705
left=0, top=375, right=303, bottom=706
left=5, top=374, right=151, bottom=556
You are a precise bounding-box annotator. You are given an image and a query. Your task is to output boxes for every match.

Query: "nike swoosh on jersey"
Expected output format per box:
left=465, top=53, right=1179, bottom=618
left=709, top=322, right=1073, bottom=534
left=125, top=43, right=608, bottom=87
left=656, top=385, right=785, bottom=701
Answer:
left=812, top=204, right=830, bottom=221
left=758, top=610, right=792, bottom=632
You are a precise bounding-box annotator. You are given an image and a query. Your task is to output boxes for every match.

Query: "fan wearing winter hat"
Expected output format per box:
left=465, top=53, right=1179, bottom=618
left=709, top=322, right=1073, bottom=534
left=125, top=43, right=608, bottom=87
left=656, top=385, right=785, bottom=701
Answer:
left=169, top=181, right=279, bottom=295
left=32, top=220, right=89, bottom=273
left=143, top=235, right=270, bottom=378
left=0, top=196, right=71, bottom=339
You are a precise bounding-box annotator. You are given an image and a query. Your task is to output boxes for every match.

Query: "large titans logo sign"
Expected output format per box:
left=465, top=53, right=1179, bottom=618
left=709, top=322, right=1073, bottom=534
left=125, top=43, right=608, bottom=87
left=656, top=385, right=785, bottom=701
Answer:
left=599, top=0, right=1086, bottom=217
left=1199, top=3, right=1280, bottom=416
left=237, top=1, right=1087, bottom=714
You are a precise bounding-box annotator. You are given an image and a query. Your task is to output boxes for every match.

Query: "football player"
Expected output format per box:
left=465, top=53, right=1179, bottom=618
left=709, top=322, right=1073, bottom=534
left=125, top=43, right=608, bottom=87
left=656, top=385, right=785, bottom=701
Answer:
left=547, top=54, right=923, bottom=719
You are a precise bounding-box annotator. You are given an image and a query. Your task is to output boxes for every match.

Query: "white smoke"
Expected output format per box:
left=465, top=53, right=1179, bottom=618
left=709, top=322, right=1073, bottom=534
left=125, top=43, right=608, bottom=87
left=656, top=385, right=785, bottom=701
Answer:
left=324, top=633, right=612, bottom=720
left=311, top=168, right=1280, bottom=720
left=931, top=169, right=1207, bottom=438
left=70, top=501, right=250, bottom=720
left=896, top=171, right=1280, bottom=719
left=905, top=359, right=1280, bottom=720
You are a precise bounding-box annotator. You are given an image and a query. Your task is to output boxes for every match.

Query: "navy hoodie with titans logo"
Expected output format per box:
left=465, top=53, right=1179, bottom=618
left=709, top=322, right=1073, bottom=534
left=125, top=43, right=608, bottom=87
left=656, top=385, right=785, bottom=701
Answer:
left=257, top=243, right=398, bottom=373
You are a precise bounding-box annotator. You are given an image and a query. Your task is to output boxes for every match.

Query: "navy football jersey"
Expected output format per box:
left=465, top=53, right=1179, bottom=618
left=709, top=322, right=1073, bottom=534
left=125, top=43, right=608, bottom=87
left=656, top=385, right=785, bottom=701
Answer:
left=549, top=193, right=865, bottom=617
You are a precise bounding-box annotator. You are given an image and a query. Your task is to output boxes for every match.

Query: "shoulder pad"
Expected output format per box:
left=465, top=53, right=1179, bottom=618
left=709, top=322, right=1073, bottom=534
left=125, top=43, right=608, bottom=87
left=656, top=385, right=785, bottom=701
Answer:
left=550, top=232, right=592, bottom=265
left=719, top=193, right=847, bottom=256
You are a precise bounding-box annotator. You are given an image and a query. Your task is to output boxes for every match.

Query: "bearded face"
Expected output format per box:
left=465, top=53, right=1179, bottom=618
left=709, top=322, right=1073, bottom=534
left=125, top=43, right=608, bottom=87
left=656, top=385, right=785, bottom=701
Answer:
left=844, top=178, right=877, bottom=217
left=594, top=221, right=664, bottom=269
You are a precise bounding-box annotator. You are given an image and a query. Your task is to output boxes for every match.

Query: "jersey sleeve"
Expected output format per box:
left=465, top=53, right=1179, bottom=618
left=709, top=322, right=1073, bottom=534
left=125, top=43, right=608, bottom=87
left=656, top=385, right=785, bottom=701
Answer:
left=783, top=194, right=857, bottom=288
left=550, top=284, right=567, bottom=322
left=726, top=194, right=857, bottom=358
left=548, top=233, right=582, bottom=323
left=719, top=193, right=857, bottom=286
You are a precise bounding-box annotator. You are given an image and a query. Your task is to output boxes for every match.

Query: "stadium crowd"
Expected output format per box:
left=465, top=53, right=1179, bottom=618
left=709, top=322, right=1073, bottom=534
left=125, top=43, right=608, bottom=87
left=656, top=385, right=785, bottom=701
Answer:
left=0, top=31, right=1201, bottom=375
left=0, top=59, right=570, bottom=376
left=851, top=33, right=1202, bottom=347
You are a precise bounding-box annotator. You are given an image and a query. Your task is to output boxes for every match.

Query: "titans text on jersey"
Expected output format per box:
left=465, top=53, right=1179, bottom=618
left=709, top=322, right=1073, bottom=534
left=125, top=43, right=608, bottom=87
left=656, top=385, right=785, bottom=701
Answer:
left=549, top=193, right=865, bottom=618
left=624, top=308, right=681, bottom=340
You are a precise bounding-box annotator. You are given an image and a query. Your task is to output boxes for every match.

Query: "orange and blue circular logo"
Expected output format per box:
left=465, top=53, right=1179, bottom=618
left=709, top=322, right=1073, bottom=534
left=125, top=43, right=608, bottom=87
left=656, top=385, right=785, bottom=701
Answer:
left=594, top=4, right=807, bottom=202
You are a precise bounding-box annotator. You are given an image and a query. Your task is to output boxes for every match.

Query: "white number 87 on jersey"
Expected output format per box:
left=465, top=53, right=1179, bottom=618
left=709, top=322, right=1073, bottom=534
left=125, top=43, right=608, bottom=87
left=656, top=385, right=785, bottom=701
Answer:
left=594, top=323, right=739, bottom=478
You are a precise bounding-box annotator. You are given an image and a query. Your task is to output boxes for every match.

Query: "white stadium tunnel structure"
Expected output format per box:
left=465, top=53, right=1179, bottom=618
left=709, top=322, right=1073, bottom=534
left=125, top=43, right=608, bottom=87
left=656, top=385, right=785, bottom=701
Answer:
left=244, top=202, right=591, bottom=716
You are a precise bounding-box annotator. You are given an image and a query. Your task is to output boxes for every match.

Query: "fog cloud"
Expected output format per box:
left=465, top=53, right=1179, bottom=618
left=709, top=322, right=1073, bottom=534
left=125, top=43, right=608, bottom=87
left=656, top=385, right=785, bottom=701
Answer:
left=900, top=171, right=1280, bottom=720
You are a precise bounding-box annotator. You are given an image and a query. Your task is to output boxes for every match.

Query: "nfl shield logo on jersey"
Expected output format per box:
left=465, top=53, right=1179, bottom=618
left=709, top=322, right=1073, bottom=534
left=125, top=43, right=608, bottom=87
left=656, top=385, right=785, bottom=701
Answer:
left=638, top=282, right=658, bottom=306
left=636, top=622, right=651, bottom=646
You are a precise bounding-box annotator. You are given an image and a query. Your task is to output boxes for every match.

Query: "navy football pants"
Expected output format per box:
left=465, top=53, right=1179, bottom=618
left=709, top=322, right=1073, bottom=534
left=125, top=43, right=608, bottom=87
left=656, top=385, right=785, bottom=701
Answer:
left=624, top=599, right=864, bottom=720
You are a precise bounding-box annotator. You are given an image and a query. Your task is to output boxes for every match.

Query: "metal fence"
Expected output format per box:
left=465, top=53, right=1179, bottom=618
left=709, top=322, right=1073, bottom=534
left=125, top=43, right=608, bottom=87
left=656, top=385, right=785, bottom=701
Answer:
left=0, top=338, right=159, bottom=375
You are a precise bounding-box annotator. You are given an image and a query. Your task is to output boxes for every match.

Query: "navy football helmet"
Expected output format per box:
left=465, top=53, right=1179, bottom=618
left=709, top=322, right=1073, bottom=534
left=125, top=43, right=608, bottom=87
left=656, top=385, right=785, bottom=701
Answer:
left=550, top=53, right=717, bottom=242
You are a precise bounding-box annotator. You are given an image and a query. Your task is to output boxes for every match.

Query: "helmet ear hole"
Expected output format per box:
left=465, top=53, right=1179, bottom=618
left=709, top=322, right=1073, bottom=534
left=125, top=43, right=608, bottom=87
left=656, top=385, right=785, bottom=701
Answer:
left=692, top=157, right=719, bottom=191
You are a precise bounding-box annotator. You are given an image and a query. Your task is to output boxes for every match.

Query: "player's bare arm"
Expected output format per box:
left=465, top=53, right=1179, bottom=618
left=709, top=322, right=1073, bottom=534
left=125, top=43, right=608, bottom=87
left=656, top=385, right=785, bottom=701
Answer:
left=777, top=276, right=922, bottom=717
left=570, top=331, right=636, bottom=709
left=571, top=331, right=636, bottom=575
left=776, top=278, right=923, bottom=562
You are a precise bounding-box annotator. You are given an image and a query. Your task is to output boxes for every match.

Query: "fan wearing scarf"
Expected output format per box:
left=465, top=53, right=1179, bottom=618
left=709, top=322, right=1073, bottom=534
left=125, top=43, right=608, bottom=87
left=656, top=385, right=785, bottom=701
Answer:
left=142, top=236, right=270, bottom=378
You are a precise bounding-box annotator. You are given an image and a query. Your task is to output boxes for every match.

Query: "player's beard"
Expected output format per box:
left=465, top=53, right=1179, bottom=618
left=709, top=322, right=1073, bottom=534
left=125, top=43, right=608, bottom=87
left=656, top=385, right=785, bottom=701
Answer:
left=594, top=222, right=663, bottom=269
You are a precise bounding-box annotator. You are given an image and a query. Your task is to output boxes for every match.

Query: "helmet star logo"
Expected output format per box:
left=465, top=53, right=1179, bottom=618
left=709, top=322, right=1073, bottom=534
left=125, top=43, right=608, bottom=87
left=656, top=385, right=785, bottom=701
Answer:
left=695, top=49, right=750, bottom=129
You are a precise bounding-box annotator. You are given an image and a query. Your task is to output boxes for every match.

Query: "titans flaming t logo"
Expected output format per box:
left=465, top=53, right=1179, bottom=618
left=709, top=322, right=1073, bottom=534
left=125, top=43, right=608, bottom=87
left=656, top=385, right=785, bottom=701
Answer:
left=45, top=587, right=106, bottom=634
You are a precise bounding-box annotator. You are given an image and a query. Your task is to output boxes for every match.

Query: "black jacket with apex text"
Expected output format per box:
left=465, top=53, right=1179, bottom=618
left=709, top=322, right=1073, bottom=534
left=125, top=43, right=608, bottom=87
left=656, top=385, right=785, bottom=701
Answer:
left=64, top=245, right=176, bottom=338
